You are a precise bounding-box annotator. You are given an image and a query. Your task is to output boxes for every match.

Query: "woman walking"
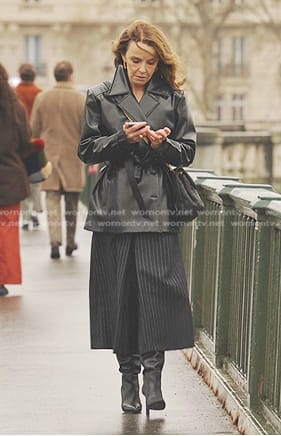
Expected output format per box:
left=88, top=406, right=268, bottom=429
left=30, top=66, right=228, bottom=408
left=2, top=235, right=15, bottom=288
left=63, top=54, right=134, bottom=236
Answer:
left=0, top=64, right=32, bottom=296
left=78, top=20, right=196, bottom=416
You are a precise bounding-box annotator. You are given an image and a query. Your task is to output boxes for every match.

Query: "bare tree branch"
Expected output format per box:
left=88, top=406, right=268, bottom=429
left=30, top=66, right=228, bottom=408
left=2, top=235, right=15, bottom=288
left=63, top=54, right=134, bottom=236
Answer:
left=257, top=0, right=281, bottom=42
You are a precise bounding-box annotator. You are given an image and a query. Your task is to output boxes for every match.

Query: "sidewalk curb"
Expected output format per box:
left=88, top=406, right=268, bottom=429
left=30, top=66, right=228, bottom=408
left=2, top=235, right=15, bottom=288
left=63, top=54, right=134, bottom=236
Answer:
left=182, top=346, right=267, bottom=435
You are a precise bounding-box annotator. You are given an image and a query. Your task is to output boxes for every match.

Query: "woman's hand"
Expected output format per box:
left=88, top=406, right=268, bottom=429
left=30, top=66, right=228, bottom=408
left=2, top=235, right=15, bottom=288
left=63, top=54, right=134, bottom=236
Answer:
left=145, top=127, right=171, bottom=149
left=123, top=122, right=171, bottom=148
left=123, top=121, right=149, bottom=143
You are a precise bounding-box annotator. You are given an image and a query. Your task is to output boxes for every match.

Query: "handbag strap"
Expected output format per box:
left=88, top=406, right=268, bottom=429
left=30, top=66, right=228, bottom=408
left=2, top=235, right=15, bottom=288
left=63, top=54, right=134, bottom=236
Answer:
left=120, top=107, right=135, bottom=123
left=125, top=159, right=147, bottom=211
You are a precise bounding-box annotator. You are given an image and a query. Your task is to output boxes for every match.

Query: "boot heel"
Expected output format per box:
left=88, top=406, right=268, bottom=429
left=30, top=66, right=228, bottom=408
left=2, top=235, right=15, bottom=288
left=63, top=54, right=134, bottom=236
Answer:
left=141, top=351, right=166, bottom=417
left=142, top=371, right=166, bottom=416
left=144, top=398, right=165, bottom=417
left=146, top=404, right=150, bottom=417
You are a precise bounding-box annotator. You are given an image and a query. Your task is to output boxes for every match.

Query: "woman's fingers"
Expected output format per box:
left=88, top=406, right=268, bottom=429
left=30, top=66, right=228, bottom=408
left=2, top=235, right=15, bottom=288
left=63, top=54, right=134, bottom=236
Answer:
left=123, top=122, right=148, bottom=142
left=123, top=124, right=170, bottom=145
left=146, top=127, right=170, bottom=146
left=163, top=127, right=171, bottom=135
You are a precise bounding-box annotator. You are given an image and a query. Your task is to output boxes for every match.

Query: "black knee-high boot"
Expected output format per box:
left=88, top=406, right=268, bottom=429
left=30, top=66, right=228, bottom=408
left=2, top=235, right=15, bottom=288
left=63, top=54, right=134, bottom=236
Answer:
left=117, top=354, right=142, bottom=414
left=141, top=351, right=165, bottom=417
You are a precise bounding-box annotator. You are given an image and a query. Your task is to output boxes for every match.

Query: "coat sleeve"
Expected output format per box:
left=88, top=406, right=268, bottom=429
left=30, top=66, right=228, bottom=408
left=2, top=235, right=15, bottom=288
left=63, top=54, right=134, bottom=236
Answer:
left=157, top=93, right=196, bottom=167
left=78, top=90, right=131, bottom=164
left=30, top=93, right=43, bottom=139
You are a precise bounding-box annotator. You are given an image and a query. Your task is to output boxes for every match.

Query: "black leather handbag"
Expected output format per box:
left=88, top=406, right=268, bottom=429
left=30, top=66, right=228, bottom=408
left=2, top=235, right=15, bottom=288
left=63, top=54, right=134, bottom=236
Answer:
left=162, top=165, right=205, bottom=223
left=125, top=161, right=204, bottom=224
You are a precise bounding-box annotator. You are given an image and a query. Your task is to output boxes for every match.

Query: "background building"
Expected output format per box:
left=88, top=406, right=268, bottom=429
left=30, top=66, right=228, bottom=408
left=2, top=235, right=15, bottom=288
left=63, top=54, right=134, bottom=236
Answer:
left=1, top=0, right=281, bottom=186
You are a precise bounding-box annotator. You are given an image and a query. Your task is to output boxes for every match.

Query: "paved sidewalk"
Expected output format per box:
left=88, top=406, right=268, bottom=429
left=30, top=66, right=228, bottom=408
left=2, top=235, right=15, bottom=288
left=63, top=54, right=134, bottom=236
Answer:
left=0, top=202, right=240, bottom=435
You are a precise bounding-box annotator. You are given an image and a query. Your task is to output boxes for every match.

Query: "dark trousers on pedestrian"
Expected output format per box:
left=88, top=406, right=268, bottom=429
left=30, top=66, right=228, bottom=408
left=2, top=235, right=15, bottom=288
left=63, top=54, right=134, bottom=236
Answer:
left=45, top=190, right=79, bottom=248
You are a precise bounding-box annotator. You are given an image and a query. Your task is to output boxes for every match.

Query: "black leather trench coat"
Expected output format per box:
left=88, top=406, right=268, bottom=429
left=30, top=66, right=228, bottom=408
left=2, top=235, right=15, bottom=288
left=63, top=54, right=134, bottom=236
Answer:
left=78, top=65, right=196, bottom=233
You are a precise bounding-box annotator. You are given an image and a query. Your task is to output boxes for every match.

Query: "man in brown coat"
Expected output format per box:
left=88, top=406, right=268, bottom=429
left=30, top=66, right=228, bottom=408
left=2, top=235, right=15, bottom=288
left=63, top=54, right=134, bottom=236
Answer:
left=31, top=61, right=85, bottom=259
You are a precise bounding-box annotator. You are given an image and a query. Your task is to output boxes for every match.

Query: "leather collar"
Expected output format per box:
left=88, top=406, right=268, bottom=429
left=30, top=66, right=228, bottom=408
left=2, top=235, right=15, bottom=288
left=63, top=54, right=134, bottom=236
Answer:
left=107, top=65, right=171, bottom=121
left=108, top=65, right=170, bottom=98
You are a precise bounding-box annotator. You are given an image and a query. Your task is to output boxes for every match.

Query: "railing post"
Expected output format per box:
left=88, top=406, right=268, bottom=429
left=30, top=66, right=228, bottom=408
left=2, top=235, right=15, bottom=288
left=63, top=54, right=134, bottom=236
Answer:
left=192, top=175, right=239, bottom=358
left=249, top=194, right=281, bottom=411
left=214, top=185, right=237, bottom=367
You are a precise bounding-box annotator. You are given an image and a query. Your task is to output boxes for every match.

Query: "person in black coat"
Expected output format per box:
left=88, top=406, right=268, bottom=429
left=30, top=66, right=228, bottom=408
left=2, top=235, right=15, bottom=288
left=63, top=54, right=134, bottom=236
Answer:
left=0, top=64, right=32, bottom=296
left=78, top=20, right=196, bottom=416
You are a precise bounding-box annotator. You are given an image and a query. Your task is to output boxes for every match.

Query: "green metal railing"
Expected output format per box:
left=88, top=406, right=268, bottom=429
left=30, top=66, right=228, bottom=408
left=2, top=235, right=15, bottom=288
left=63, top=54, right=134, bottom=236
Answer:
left=179, top=171, right=281, bottom=434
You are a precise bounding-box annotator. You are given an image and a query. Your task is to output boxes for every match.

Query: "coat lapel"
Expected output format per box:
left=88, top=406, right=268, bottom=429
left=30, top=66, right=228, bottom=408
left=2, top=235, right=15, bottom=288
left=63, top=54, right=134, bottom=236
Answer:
left=117, top=94, right=148, bottom=122
left=107, top=65, right=170, bottom=122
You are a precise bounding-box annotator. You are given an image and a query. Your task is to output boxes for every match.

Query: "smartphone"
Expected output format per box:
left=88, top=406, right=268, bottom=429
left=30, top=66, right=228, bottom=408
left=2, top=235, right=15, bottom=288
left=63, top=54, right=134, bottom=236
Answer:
left=126, top=121, right=145, bottom=127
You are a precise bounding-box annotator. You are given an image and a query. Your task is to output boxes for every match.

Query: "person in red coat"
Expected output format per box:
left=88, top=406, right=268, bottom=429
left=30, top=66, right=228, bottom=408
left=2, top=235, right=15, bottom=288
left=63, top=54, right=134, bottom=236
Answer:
left=15, top=64, right=42, bottom=118
left=15, top=64, right=43, bottom=230
left=0, top=64, right=33, bottom=296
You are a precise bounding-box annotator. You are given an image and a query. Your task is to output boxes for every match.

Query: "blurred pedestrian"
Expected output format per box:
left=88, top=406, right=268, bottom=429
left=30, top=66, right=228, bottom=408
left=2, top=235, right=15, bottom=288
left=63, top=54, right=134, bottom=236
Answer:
left=0, top=64, right=33, bottom=296
left=78, top=20, right=195, bottom=415
left=31, top=61, right=85, bottom=259
left=15, top=63, right=42, bottom=119
left=15, top=63, right=43, bottom=230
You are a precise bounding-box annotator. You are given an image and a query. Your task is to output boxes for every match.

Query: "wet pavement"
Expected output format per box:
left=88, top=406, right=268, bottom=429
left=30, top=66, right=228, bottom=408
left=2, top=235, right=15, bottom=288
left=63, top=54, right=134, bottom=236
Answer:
left=0, top=203, right=240, bottom=435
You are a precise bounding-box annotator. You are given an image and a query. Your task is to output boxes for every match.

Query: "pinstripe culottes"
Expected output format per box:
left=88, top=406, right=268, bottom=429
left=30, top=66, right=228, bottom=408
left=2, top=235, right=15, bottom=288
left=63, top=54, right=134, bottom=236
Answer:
left=89, top=232, right=194, bottom=355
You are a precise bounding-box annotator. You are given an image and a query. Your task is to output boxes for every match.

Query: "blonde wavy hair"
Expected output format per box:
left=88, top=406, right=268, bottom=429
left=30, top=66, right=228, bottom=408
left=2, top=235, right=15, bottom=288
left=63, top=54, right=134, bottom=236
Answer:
left=112, top=20, right=186, bottom=91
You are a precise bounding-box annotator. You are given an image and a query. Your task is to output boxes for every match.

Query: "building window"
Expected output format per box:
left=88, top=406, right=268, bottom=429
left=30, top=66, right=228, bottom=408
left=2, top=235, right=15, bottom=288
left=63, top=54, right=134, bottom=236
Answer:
left=215, top=95, right=224, bottom=121
left=232, top=36, right=247, bottom=76
left=232, top=94, right=246, bottom=121
left=24, top=35, right=45, bottom=76
left=216, top=36, right=248, bottom=77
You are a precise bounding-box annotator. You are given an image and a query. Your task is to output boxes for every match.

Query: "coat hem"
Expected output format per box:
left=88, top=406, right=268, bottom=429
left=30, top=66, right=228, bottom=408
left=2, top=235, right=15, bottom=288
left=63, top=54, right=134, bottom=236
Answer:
left=84, top=224, right=179, bottom=233
left=90, top=343, right=195, bottom=354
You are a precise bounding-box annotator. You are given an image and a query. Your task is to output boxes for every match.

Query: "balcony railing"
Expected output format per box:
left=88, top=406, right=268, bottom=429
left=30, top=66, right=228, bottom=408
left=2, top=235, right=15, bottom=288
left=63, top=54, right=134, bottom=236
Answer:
left=217, top=63, right=250, bottom=78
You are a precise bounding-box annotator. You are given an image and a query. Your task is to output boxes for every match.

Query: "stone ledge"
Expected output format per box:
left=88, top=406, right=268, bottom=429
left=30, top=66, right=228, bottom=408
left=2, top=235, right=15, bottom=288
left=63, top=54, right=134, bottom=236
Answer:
left=182, top=346, right=269, bottom=435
